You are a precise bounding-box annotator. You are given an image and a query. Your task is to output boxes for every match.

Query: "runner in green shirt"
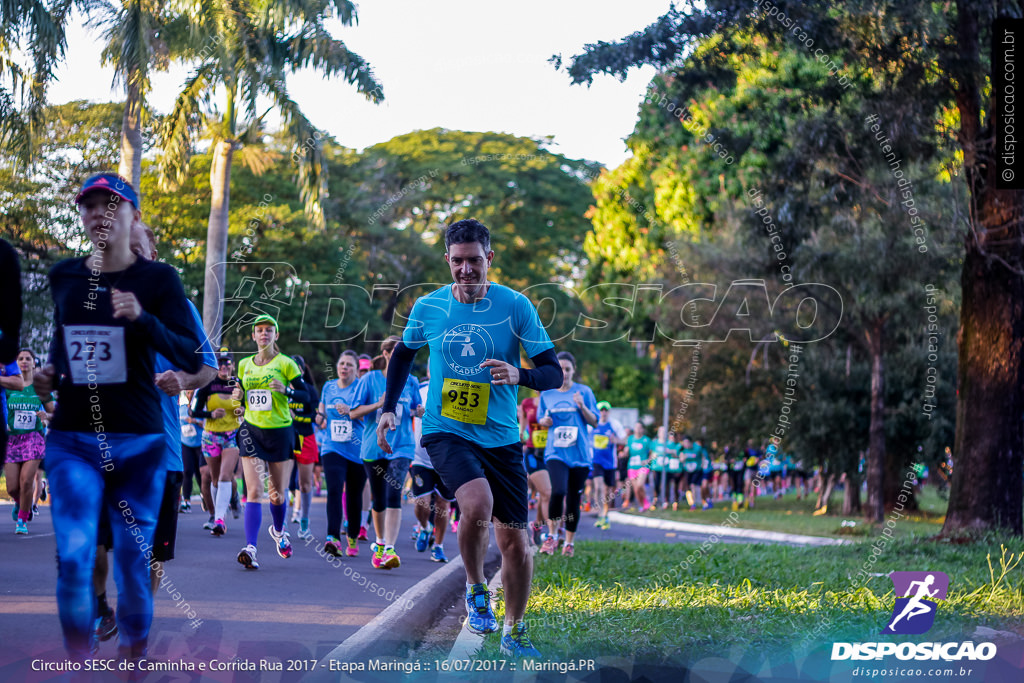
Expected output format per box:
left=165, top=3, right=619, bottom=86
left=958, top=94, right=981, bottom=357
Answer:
left=5, top=349, right=53, bottom=535
left=624, top=423, right=651, bottom=512
left=233, top=314, right=309, bottom=569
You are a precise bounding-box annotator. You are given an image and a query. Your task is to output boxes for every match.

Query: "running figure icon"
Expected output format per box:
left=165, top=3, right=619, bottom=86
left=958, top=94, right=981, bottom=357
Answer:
left=882, top=571, right=949, bottom=635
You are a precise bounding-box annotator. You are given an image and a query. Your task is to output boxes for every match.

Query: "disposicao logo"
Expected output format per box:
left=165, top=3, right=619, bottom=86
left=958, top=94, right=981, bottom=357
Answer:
left=883, top=571, right=948, bottom=635
left=831, top=570, right=997, bottom=662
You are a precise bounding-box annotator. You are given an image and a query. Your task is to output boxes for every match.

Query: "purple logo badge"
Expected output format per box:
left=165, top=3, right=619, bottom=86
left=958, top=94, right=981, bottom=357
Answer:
left=882, top=571, right=949, bottom=635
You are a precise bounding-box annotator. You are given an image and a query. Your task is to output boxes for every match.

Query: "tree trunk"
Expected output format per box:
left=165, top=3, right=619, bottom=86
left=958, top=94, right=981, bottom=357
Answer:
left=204, top=139, right=234, bottom=346
left=864, top=322, right=885, bottom=523
left=885, top=456, right=917, bottom=511
left=842, top=470, right=861, bottom=516
left=117, top=80, right=143, bottom=192
left=944, top=233, right=1024, bottom=535
left=943, top=0, right=1024, bottom=536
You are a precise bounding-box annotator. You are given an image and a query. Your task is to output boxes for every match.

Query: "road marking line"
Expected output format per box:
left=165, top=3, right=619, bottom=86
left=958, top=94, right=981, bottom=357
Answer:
left=607, top=511, right=850, bottom=546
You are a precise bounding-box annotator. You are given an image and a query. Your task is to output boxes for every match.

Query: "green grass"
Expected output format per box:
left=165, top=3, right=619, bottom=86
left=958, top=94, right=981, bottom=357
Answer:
left=479, top=537, right=1024, bottom=665
left=629, top=487, right=948, bottom=540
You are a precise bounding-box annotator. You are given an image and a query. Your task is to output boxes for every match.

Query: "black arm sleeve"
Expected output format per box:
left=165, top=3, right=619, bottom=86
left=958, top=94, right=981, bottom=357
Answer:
left=518, top=348, right=563, bottom=392
left=46, top=269, right=67, bottom=379
left=191, top=381, right=215, bottom=418
left=382, top=342, right=418, bottom=414
left=0, top=239, right=21, bottom=365
left=286, top=376, right=310, bottom=405
left=134, top=266, right=202, bottom=374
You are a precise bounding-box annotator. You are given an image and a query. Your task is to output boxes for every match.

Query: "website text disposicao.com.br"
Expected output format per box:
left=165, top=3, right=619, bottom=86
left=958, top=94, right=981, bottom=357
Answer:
left=851, top=665, right=979, bottom=678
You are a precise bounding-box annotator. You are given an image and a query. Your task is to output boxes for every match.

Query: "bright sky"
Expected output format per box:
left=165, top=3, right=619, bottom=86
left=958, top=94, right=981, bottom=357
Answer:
left=50, top=0, right=671, bottom=169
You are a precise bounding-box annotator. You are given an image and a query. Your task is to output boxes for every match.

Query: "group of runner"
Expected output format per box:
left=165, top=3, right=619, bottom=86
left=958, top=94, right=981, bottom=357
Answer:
left=179, top=327, right=455, bottom=572
left=4, top=190, right=570, bottom=659
left=519, top=410, right=813, bottom=536
left=5, top=171, right=820, bottom=663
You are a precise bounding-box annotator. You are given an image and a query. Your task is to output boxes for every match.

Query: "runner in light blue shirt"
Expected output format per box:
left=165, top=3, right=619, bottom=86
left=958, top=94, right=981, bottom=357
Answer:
left=350, top=337, right=422, bottom=570
left=317, top=349, right=367, bottom=558
left=373, top=219, right=562, bottom=657
left=536, top=351, right=598, bottom=556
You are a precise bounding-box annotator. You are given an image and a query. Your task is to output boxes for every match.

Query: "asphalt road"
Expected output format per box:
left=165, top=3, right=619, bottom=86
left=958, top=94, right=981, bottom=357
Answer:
left=0, top=495, right=751, bottom=682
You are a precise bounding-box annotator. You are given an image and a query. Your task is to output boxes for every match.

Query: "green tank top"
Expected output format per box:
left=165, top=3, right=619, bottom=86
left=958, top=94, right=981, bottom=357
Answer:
left=6, top=386, right=45, bottom=434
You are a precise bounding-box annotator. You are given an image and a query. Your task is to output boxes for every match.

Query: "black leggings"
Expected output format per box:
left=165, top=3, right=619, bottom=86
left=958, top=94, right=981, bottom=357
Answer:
left=730, top=469, right=745, bottom=494
left=181, top=444, right=204, bottom=499
left=547, top=460, right=590, bottom=533
left=323, top=452, right=368, bottom=540
left=364, top=457, right=411, bottom=512
left=663, top=472, right=681, bottom=502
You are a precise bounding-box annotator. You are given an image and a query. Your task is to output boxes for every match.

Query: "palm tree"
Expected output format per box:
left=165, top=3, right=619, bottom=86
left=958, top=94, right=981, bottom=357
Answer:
left=93, top=0, right=180, bottom=190
left=158, top=0, right=382, bottom=344
left=0, top=0, right=78, bottom=164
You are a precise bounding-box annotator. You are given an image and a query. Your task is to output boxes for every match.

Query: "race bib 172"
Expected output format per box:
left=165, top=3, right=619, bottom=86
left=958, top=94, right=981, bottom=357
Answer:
left=331, top=419, right=353, bottom=442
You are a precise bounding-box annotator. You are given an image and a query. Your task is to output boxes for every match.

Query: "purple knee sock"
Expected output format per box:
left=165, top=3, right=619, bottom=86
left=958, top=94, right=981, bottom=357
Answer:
left=270, top=502, right=286, bottom=532
left=245, top=503, right=261, bottom=547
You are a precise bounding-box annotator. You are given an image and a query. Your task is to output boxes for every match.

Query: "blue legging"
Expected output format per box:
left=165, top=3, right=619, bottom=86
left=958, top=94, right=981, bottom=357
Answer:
left=46, top=430, right=165, bottom=659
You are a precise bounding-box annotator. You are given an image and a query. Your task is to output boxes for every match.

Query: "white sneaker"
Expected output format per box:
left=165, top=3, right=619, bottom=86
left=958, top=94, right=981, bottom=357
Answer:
left=237, top=544, right=259, bottom=569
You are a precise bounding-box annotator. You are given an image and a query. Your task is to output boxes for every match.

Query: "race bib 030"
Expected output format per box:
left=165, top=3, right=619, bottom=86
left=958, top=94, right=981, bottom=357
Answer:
left=247, top=389, right=272, bottom=411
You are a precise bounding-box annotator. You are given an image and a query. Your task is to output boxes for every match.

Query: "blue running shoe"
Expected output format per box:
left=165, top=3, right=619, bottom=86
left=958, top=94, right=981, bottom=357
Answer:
left=416, top=527, right=430, bottom=552
left=500, top=622, right=541, bottom=658
left=430, top=545, right=448, bottom=563
left=465, top=583, right=497, bottom=634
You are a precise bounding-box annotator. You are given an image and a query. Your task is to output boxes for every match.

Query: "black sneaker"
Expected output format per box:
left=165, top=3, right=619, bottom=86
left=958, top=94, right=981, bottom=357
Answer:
left=95, top=612, right=118, bottom=642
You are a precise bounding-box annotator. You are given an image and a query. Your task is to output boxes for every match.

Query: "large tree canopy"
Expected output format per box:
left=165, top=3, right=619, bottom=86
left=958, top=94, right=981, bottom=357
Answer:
left=560, top=3, right=978, bottom=528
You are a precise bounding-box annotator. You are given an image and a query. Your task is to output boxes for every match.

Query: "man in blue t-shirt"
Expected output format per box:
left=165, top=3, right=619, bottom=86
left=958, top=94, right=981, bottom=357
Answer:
left=375, top=219, right=562, bottom=658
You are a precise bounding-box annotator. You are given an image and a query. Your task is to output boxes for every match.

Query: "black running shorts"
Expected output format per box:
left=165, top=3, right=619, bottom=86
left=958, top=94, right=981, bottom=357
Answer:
left=421, top=433, right=527, bottom=527
left=238, top=421, right=294, bottom=463
left=410, top=464, right=455, bottom=501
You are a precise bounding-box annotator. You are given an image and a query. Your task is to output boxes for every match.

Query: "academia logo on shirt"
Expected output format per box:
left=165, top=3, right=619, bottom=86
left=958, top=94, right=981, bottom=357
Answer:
left=882, top=571, right=948, bottom=635
left=442, top=324, right=494, bottom=377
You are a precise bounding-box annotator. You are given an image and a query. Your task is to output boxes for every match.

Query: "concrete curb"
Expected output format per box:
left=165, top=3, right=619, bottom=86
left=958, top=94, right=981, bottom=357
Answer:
left=308, top=542, right=500, bottom=681
left=446, top=565, right=503, bottom=660
left=607, top=511, right=852, bottom=546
